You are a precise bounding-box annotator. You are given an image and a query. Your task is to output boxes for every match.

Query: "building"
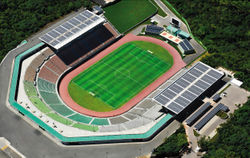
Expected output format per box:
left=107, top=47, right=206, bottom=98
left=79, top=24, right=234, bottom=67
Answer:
left=167, top=25, right=179, bottom=36
left=93, top=5, right=103, bottom=15
left=145, top=25, right=164, bottom=35
left=177, top=39, right=194, bottom=55
left=160, top=31, right=182, bottom=44
left=178, top=30, right=190, bottom=39
left=212, top=94, right=221, bottom=102
left=92, top=0, right=117, bottom=7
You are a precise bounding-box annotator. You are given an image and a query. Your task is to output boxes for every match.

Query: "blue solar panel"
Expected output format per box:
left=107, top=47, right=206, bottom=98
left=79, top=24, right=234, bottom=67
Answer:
left=40, top=34, right=53, bottom=43
left=195, top=80, right=210, bottom=90
left=48, top=30, right=60, bottom=38
left=182, top=73, right=196, bottom=83
left=167, top=102, right=183, bottom=113
left=183, top=39, right=194, bottom=50
left=201, top=75, right=216, bottom=84
left=189, top=68, right=203, bottom=77
left=207, top=69, right=223, bottom=79
left=180, top=42, right=188, bottom=51
left=69, top=18, right=81, bottom=26
left=181, top=90, right=197, bottom=101
left=64, top=31, right=73, bottom=38
left=75, top=14, right=87, bottom=22
left=195, top=63, right=209, bottom=72
left=55, top=26, right=67, bottom=34
left=57, top=36, right=66, bottom=42
left=169, top=84, right=184, bottom=94
left=175, top=79, right=189, bottom=88
left=162, top=89, right=176, bottom=99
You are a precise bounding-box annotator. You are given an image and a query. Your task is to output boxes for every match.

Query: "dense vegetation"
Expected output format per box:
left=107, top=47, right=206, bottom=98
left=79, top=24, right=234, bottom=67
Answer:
left=198, top=100, right=250, bottom=158
left=153, top=125, right=188, bottom=157
left=168, top=0, right=250, bottom=90
left=0, top=0, right=92, bottom=62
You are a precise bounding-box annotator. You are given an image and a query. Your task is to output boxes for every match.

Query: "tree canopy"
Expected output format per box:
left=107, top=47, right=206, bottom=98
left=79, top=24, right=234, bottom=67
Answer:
left=0, top=0, right=92, bottom=62
left=168, top=0, right=250, bottom=90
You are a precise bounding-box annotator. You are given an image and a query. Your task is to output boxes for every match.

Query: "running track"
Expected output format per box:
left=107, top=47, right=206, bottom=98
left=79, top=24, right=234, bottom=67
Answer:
left=59, top=34, right=186, bottom=117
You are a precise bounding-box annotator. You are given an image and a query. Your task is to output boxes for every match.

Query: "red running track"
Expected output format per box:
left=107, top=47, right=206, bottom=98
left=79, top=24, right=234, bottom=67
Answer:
left=59, top=34, right=186, bottom=118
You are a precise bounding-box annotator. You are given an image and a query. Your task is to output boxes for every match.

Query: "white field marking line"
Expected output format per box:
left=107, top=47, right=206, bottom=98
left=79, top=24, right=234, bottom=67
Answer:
left=85, top=80, right=115, bottom=104
left=102, top=62, right=143, bottom=87
left=148, top=50, right=153, bottom=54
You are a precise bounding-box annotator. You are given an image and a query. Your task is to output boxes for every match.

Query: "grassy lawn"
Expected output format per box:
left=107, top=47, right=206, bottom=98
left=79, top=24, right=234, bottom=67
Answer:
left=68, top=41, right=173, bottom=112
left=104, top=0, right=157, bottom=33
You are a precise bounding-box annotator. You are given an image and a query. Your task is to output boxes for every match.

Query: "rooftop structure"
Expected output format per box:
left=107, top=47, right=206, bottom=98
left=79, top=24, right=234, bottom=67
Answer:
left=154, top=62, right=224, bottom=115
left=145, top=25, right=164, bottom=35
left=186, top=102, right=211, bottom=126
left=178, top=30, right=190, bottom=39
left=194, top=103, right=229, bottom=131
left=212, top=94, right=221, bottom=102
left=39, top=10, right=105, bottom=50
left=178, top=39, right=194, bottom=54
left=167, top=25, right=179, bottom=35
left=160, top=31, right=182, bottom=44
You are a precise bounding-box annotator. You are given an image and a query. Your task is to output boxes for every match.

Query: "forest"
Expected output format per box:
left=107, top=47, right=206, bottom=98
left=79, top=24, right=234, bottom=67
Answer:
left=153, top=125, right=189, bottom=157
left=198, top=100, right=250, bottom=158
left=168, top=0, right=250, bottom=90
left=0, top=0, right=92, bottom=62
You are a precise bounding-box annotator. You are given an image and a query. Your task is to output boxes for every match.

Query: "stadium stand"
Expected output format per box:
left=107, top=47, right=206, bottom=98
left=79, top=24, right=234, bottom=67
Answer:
left=37, top=78, right=56, bottom=92
left=109, top=116, right=128, bottom=125
left=68, top=114, right=93, bottom=124
left=56, top=24, right=115, bottom=65
left=38, top=67, right=58, bottom=84
left=91, top=118, right=109, bottom=126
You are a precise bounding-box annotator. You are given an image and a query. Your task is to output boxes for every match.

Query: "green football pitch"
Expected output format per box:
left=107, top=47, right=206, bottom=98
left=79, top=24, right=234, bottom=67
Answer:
left=68, top=41, right=173, bottom=112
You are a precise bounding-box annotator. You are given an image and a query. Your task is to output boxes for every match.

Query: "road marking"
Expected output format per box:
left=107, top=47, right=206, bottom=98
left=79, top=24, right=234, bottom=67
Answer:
left=1, top=145, right=8, bottom=151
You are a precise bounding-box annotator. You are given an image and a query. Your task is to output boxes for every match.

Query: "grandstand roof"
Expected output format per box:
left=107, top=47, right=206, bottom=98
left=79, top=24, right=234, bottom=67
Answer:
left=145, top=25, right=164, bottom=35
left=178, top=30, right=190, bottom=39
left=39, top=10, right=105, bottom=50
left=154, top=62, right=224, bottom=115
left=167, top=25, right=179, bottom=34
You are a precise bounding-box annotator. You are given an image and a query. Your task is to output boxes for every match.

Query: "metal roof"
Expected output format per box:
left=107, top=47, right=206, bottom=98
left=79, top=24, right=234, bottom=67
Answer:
left=39, top=10, right=105, bottom=50
left=154, top=62, right=224, bottom=114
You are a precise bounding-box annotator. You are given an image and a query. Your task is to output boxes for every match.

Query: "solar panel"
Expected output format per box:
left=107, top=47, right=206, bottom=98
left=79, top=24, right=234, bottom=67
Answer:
left=169, top=84, right=184, bottom=94
left=195, top=63, right=209, bottom=72
left=71, top=28, right=80, bottom=33
left=57, top=36, right=66, bottom=42
left=69, top=18, right=81, bottom=26
left=182, top=73, right=196, bottom=83
left=64, top=31, right=73, bottom=38
left=78, top=23, right=87, bottom=29
left=167, top=102, right=183, bottom=114
left=81, top=11, right=92, bottom=18
left=55, top=26, right=67, bottom=34
left=188, top=85, right=203, bottom=96
left=180, top=42, right=188, bottom=51
left=162, top=89, right=176, bottom=99
left=183, top=39, right=194, bottom=50
left=175, top=79, right=189, bottom=88
left=201, top=75, right=215, bottom=84
left=50, top=40, right=59, bottom=46
left=194, top=103, right=228, bottom=130
left=153, top=62, right=223, bottom=115
left=62, top=22, right=74, bottom=30
left=195, top=80, right=210, bottom=90
left=85, top=20, right=93, bottom=25
left=75, top=14, right=87, bottom=22
left=189, top=68, right=202, bottom=77
left=48, top=30, right=60, bottom=38
left=207, top=69, right=223, bottom=79
left=186, top=102, right=211, bottom=126
left=40, top=34, right=53, bottom=43
left=175, top=96, right=190, bottom=107
left=91, top=16, right=99, bottom=21
left=181, top=90, right=197, bottom=101
left=155, top=95, right=169, bottom=105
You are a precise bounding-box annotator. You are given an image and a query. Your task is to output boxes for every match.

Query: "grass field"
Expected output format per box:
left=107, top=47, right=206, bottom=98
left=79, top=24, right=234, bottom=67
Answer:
left=103, top=0, right=157, bottom=33
left=68, top=41, right=173, bottom=112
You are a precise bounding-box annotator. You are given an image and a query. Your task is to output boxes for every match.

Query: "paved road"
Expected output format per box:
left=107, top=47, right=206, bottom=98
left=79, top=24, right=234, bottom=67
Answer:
left=0, top=8, right=181, bottom=158
left=153, top=0, right=206, bottom=64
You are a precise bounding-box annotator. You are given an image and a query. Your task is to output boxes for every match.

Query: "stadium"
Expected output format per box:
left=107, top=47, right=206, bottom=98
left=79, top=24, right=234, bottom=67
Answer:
left=8, top=10, right=224, bottom=145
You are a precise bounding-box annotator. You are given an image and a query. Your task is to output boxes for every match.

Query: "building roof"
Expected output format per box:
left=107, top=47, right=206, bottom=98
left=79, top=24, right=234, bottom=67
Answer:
left=179, top=39, right=194, bottom=52
left=167, top=25, right=179, bottom=34
left=178, top=30, right=190, bottom=38
left=160, top=31, right=182, bottom=44
left=186, top=102, right=211, bottom=125
left=194, top=103, right=229, bottom=130
left=154, top=62, right=224, bottom=115
left=145, top=25, right=164, bottom=34
left=212, top=94, right=221, bottom=102
left=39, top=10, right=105, bottom=50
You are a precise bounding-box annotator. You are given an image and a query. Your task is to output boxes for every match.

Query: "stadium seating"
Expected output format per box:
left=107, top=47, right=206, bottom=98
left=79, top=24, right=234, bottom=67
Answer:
left=91, top=118, right=109, bottom=125
left=68, top=114, right=93, bottom=124
left=37, top=78, right=56, bottom=93
left=38, top=67, right=58, bottom=84
left=49, top=104, right=74, bottom=116
left=24, top=81, right=38, bottom=97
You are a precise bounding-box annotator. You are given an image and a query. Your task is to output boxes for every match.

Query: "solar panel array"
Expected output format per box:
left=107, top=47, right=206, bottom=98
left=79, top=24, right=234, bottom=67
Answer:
left=154, top=62, right=224, bottom=114
left=145, top=25, right=164, bottom=35
left=186, top=102, right=211, bottom=126
left=194, top=103, right=228, bottom=131
left=179, top=39, right=194, bottom=52
left=39, top=10, right=105, bottom=49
